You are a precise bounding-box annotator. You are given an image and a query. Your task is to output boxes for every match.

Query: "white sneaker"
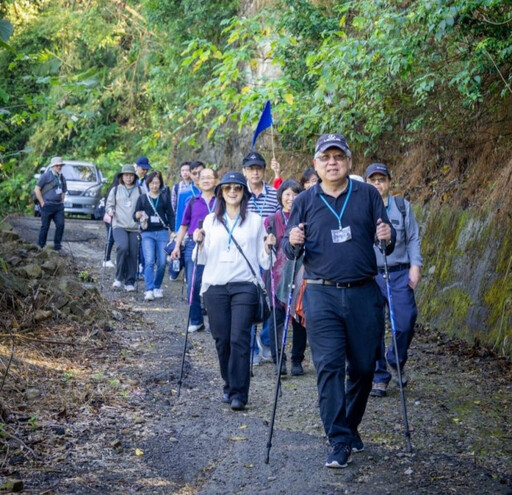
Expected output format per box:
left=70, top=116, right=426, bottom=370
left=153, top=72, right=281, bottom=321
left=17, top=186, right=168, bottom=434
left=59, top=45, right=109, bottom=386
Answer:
left=124, top=284, right=135, bottom=292
left=188, top=323, right=205, bottom=333
left=103, top=260, right=115, bottom=268
left=144, top=290, right=154, bottom=301
left=112, top=280, right=122, bottom=288
left=153, top=288, right=163, bottom=298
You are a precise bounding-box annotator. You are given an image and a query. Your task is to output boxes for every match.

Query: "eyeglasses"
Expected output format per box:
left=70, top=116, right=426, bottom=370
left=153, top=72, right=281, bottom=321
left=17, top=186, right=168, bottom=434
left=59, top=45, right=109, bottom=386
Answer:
left=367, top=177, right=389, bottom=184
left=191, top=170, right=202, bottom=176
left=200, top=175, right=215, bottom=181
left=221, top=184, right=243, bottom=193
left=315, top=154, right=348, bottom=163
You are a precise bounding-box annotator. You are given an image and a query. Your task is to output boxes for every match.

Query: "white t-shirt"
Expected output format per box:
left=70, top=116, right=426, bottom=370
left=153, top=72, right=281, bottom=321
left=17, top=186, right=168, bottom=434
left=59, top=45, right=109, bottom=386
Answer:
left=199, top=211, right=270, bottom=294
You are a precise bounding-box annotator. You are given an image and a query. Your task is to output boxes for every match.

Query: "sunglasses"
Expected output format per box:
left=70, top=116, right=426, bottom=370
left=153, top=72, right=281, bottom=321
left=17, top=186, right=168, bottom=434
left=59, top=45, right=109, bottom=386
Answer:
left=221, top=184, right=243, bottom=193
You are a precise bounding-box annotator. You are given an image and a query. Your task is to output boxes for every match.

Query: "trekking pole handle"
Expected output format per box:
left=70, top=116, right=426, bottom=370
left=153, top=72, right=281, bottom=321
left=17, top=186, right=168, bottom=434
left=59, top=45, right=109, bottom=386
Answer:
left=293, top=222, right=307, bottom=257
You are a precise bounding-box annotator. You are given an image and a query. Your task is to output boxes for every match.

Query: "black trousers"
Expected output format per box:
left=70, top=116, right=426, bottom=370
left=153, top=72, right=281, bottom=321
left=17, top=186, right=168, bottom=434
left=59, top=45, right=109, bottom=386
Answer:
left=38, top=203, right=65, bottom=250
left=303, top=281, right=384, bottom=446
left=203, top=282, right=258, bottom=405
left=269, top=298, right=307, bottom=364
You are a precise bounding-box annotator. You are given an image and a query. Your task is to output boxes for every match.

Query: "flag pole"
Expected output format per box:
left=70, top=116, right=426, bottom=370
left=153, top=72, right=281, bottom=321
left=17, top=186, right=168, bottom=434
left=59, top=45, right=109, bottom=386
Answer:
left=270, top=124, right=276, bottom=160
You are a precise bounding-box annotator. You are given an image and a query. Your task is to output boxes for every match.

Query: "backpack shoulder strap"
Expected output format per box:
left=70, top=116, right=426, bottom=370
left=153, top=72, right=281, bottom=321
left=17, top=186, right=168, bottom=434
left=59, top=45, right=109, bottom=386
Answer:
left=394, top=196, right=408, bottom=243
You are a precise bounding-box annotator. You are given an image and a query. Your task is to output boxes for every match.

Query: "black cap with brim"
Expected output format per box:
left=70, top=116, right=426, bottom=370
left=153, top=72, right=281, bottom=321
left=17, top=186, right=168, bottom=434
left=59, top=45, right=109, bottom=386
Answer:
left=315, top=133, right=351, bottom=156
left=242, top=151, right=266, bottom=168
left=214, top=171, right=248, bottom=195
left=365, top=163, right=391, bottom=179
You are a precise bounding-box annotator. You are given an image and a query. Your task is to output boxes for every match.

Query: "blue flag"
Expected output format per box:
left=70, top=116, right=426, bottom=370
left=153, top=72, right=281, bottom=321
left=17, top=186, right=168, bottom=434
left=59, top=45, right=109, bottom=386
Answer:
left=251, top=100, right=273, bottom=150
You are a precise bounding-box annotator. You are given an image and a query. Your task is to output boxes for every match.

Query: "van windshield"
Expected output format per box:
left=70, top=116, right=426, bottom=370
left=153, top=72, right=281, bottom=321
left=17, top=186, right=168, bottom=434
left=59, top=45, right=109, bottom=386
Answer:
left=61, top=164, right=97, bottom=182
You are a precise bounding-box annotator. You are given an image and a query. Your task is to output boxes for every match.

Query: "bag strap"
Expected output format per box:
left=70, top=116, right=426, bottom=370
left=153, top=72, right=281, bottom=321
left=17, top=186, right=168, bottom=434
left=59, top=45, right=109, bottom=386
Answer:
left=393, top=196, right=407, bottom=244
left=221, top=221, right=258, bottom=280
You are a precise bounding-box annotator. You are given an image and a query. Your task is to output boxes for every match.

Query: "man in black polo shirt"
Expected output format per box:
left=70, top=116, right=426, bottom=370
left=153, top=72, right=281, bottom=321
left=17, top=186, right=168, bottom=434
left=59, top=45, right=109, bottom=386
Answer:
left=283, top=133, right=395, bottom=469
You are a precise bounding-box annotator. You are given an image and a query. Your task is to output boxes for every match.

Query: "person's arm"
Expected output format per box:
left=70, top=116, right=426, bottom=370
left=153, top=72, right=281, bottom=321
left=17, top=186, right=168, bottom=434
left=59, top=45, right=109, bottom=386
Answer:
left=283, top=196, right=306, bottom=260
left=34, top=185, right=44, bottom=207
left=270, top=158, right=282, bottom=189
left=171, top=225, right=188, bottom=259
left=405, top=201, right=422, bottom=289
left=105, top=188, right=116, bottom=216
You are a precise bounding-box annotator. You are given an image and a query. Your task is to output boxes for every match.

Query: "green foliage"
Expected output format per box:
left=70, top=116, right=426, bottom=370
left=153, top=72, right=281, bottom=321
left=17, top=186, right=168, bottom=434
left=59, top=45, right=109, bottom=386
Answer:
left=0, top=0, right=510, bottom=215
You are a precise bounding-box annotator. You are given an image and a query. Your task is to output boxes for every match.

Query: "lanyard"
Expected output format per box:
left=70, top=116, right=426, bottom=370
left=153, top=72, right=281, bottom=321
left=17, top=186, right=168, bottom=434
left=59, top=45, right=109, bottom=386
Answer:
left=53, top=173, right=61, bottom=189
left=319, top=179, right=353, bottom=229
left=149, top=194, right=160, bottom=211
left=224, top=213, right=240, bottom=251
left=203, top=196, right=216, bottom=214
left=192, top=185, right=200, bottom=198
left=386, top=195, right=391, bottom=213
left=250, top=185, right=268, bottom=216
left=281, top=209, right=289, bottom=226
left=125, top=186, right=135, bottom=198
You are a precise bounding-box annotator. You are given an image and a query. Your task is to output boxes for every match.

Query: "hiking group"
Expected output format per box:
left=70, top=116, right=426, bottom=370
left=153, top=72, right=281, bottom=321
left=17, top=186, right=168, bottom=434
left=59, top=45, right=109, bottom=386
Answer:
left=36, top=133, right=422, bottom=469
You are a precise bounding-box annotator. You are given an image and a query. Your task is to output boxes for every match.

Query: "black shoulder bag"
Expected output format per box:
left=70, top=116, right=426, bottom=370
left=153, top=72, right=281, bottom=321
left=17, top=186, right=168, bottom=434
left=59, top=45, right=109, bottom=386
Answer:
left=222, top=222, right=271, bottom=324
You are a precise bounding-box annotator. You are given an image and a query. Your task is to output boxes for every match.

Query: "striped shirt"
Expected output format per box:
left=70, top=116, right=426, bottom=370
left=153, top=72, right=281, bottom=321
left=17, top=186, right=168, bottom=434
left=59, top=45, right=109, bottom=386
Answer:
left=247, top=183, right=279, bottom=219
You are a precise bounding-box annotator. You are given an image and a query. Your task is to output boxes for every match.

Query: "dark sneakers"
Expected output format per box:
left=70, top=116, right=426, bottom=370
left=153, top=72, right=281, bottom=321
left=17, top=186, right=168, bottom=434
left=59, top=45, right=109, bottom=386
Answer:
left=325, top=443, right=352, bottom=468
left=351, top=433, right=364, bottom=453
left=370, top=381, right=388, bottom=397
left=230, top=398, right=245, bottom=411
left=291, top=361, right=304, bottom=376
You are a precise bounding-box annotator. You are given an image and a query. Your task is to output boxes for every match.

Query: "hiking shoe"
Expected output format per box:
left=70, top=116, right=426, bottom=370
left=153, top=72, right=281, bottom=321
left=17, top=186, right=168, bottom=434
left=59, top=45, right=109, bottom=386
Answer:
left=325, top=443, right=352, bottom=468
left=112, top=280, right=122, bottom=289
left=188, top=323, right=205, bottom=333
left=221, top=393, right=230, bottom=404
left=291, top=362, right=304, bottom=376
left=230, top=398, right=245, bottom=411
left=351, top=433, right=364, bottom=453
left=256, top=333, right=272, bottom=361
left=274, top=359, right=287, bottom=376
left=251, top=352, right=261, bottom=366
left=153, top=288, right=163, bottom=298
left=370, top=381, right=388, bottom=397
left=390, top=367, right=408, bottom=387
left=124, top=284, right=135, bottom=292
left=144, top=290, right=155, bottom=301
left=103, top=260, right=115, bottom=268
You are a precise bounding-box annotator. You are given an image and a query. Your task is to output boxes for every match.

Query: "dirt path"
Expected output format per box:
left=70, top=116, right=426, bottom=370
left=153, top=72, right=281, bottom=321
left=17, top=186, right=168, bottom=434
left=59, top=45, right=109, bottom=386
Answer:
left=2, top=215, right=511, bottom=494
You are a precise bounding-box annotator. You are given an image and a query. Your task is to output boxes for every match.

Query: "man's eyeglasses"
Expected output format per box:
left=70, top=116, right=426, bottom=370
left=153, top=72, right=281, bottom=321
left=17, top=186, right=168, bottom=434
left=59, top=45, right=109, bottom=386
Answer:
left=367, top=177, right=389, bottom=184
left=316, top=154, right=348, bottom=163
left=221, top=184, right=243, bottom=193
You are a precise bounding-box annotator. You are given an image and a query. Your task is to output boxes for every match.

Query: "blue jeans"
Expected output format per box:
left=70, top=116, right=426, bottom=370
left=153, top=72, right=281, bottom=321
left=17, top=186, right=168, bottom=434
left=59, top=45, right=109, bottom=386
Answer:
left=141, top=229, right=168, bottom=291
left=373, top=269, right=418, bottom=384
left=38, top=203, right=65, bottom=250
left=184, top=238, right=204, bottom=326
left=304, top=281, right=384, bottom=446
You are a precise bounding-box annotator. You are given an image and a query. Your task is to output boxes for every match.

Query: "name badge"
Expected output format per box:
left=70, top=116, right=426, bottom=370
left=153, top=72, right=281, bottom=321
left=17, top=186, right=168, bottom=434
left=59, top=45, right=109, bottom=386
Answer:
left=55, top=188, right=62, bottom=195
left=331, top=226, right=352, bottom=243
left=124, top=200, right=132, bottom=207
left=150, top=215, right=160, bottom=223
left=219, top=249, right=237, bottom=263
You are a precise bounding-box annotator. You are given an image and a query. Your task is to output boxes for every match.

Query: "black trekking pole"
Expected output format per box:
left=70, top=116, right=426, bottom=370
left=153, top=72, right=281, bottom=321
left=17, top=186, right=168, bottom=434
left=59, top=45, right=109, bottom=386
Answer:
left=134, top=233, right=141, bottom=293
left=250, top=325, right=257, bottom=378
left=177, top=221, right=203, bottom=398
left=380, top=238, right=413, bottom=453
left=265, top=224, right=305, bottom=464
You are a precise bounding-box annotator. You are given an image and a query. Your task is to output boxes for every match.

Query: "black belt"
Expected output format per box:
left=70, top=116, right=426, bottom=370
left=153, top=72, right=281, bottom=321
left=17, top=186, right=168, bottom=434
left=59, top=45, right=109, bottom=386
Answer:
left=378, top=263, right=410, bottom=274
left=306, top=277, right=374, bottom=289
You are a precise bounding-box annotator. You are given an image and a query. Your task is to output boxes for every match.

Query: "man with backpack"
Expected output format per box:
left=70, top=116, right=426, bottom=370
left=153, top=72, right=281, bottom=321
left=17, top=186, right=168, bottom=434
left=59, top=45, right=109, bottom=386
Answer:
left=365, top=163, right=423, bottom=397
left=34, top=156, right=68, bottom=253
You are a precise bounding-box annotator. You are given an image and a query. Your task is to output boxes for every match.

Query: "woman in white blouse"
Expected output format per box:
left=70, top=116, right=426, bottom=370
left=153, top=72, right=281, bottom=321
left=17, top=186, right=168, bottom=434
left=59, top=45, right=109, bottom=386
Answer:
left=194, top=171, right=275, bottom=411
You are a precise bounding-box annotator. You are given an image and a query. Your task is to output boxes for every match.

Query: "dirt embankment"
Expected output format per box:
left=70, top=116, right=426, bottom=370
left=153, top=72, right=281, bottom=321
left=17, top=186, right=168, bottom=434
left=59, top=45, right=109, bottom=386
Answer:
left=0, top=215, right=510, bottom=494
